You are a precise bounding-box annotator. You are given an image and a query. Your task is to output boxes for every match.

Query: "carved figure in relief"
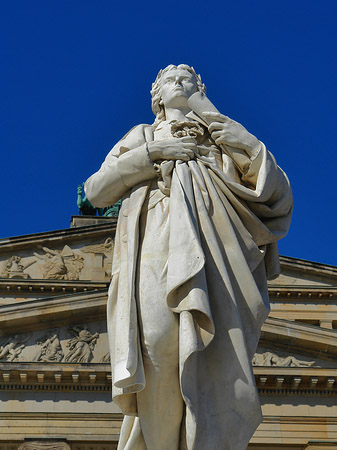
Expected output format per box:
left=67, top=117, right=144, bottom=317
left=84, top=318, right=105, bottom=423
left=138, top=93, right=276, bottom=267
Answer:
left=32, top=330, right=64, bottom=362
left=18, top=441, right=71, bottom=450
left=253, top=351, right=315, bottom=367
left=6, top=344, right=25, bottom=361
left=34, top=247, right=67, bottom=279
left=0, top=334, right=29, bottom=361
left=64, top=326, right=99, bottom=363
left=81, top=237, right=114, bottom=254
left=5, top=256, right=23, bottom=273
left=1, top=255, right=35, bottom=278
left=85, top=64, right=293, bottom=450
left=65, top=253, right=84, bottom=280
left=33, top=246, right=84, bottom=280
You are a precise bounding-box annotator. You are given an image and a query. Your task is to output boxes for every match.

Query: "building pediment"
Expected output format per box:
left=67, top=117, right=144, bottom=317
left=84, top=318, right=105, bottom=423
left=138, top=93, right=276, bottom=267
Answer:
left=0, top=289, right=108, bottom=336
left=260, top=317, right=337, bottom=360
left=0, top=222, right=116, bottom=299
left=270, top=255, right=337, bottom=287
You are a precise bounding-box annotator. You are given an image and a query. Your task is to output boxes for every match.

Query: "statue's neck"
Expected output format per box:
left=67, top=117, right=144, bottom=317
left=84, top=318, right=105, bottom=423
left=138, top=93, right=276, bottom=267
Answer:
left=164, top=107, right=191, bottom=122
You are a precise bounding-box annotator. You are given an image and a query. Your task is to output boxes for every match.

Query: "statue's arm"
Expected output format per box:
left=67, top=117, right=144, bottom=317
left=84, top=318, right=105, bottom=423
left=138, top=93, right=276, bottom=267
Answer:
left=84, top=125, right=158, bottom=208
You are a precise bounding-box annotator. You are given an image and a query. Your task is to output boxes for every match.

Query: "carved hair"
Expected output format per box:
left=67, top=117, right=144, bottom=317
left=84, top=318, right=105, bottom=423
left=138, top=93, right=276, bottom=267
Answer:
left=151, top=64, right=206, bottom=128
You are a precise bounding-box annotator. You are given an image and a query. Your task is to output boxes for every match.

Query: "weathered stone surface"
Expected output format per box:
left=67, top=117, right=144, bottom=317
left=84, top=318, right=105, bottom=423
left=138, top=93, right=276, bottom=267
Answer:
left=0, top=321, right=108, bottom=363
left=0, top=222, right=115, bottom=284
left=85, top=64, right=293, bottom=450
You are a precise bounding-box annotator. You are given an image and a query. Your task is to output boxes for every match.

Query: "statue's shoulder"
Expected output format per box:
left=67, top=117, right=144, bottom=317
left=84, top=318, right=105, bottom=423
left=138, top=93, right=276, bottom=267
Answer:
left=119, top=124, right=153, bottom=145
left=108, top=124, right=153, bottom=157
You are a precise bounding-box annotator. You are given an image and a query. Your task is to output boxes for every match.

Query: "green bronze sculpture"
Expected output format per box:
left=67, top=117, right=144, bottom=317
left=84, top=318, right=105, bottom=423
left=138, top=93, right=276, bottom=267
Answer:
left=77, top=183, right=121, bottom=217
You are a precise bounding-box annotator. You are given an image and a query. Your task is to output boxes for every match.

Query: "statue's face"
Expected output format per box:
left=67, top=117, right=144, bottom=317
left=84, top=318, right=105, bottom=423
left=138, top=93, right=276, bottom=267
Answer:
left=160, top=68, right=198, bottom=110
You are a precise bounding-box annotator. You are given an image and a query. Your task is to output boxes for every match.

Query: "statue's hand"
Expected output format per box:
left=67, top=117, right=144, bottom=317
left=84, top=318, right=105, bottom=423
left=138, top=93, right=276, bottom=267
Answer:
left=203, top=112, right=259, bottom=154
left=148, top=137, right=197, bottom=162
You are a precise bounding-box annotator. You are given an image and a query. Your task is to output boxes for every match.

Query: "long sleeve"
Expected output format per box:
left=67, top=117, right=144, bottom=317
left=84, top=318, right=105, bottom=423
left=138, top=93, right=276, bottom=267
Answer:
left=84, top=125, right=157, bottom=207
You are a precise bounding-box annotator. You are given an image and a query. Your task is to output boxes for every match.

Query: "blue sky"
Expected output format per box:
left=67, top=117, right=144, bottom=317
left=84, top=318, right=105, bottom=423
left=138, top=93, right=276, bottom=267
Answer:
left=1, top=1, right=337, bottom=266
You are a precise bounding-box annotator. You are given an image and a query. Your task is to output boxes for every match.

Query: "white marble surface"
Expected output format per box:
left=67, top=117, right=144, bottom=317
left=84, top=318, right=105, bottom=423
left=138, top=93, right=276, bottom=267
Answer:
left=85, top=64, right=293, bottom=450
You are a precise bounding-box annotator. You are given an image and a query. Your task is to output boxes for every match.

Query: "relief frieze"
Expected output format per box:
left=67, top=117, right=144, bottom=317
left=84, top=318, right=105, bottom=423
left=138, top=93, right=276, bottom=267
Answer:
left=0, top=237, right=114, bottom=282
left=0, top=322, right=108, bottom=364
left=32, top=329, right=64, bottom=362
left=253, top=350, right=315, bottom=367
left=0, top=334, right=30, bottom=362
left=1, top=256, right=35, bottom=279
left=34, top=246, right=84, bottom=280
left=64, top=326, right=99, bottom=363
left=79, top=237, right=113, bottom=254
left=18, top=441, right=71, bottom=450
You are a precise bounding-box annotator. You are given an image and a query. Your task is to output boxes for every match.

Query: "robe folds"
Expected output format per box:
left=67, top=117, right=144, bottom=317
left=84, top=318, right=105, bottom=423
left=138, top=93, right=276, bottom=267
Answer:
left=85, top=122, right=293, bottom=450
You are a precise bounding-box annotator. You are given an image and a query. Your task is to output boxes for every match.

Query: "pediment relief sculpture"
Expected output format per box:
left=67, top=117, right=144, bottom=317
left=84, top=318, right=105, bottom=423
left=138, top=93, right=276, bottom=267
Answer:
left=32, top=329, right=64, bottom=362
left=63, top=325, right=99, bottom=363
left=0, top=334, right=30, bottom=362
left=0, top=239, right=113, bottom=281
left=253, top=350, right=315, bottom=367
left=1, top=255, right=35, bottom=279
left=34, top=246, right=84, bottom=280
left=0, top=323, right=107, bottom=364
left=18, top=441, right=71, bottom=450
left=80, top=237, right=114, bottom=254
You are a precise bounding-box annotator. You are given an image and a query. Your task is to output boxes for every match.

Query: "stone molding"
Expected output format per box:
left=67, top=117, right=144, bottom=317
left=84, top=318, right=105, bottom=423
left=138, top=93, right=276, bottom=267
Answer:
left=0, top=362, right=111, bottom=391
left=269, top=285, right=337, bottom=301
left=0, top=363, right=335, bottom=395
left=0, top=223, right=116, bottom=252
left=18, top=441, right=70, bottom=450
left=305, top=444, right=337, bottom=450
left=279, top=255, right=337, bottom=279
left=0, top=290, right=108, bottom=335
left=255, top=366, right=337, bottom=394
left=261, top=317, right=337, bottom=358
left=0, top=279, right=108, bottom=295
left=250, top=416, right=337, bottom=447
left=0, top=411, right=120, bottom=443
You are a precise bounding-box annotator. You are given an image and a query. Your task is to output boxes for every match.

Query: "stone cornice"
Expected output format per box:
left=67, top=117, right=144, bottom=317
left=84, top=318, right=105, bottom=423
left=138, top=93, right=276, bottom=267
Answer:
left=3, top=280, right=336, bottom=301
left=0, top=289, right=108, bottom=335
left=0, top=362, right=335, bottom=396
left=255, top=366, right=337, bottom=395
left=0, top=222, right=117, bottom=252
left=261, top=317, right=337, bottom=358
left=0, top=411, right=123, bottom=420
left=0, top=279, right=108, bottom=295
left=268, top=285, right=337, bottom=301
left=280, top=255, right=337, bottom=277
left=0, top=362, right=112, bottom=391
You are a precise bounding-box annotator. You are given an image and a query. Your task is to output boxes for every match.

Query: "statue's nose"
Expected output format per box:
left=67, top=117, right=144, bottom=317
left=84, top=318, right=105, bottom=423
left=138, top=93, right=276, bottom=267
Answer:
left=174, top=77, right=183, bottom=85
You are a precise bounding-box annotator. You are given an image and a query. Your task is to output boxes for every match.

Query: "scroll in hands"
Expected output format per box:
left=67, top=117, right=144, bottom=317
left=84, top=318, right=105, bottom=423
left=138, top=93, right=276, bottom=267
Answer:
left=203, top=111, right=260, bottom=155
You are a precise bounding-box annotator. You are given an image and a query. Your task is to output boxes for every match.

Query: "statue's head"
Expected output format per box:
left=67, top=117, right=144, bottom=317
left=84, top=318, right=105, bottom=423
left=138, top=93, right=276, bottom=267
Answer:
left=151, top=64, right=206, bottom=127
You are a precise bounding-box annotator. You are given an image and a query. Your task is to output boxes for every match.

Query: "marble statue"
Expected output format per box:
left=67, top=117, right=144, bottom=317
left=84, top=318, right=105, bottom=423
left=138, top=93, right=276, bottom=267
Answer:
left=85, top=64, right=293, bottom=450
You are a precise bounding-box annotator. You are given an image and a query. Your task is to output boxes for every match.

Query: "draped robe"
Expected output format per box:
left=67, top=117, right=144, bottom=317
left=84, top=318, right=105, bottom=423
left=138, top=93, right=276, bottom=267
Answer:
left=85, top=120, right=292, bottom=450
